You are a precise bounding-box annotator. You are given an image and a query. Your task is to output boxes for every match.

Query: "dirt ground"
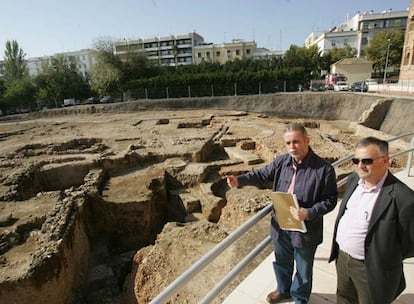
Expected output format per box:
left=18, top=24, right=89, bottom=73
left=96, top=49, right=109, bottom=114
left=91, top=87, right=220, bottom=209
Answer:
left=0, top=109, right=409, bottom=304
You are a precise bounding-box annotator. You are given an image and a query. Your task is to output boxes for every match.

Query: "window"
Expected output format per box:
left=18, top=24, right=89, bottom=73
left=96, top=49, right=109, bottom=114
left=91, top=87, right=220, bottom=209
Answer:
left=206, top=52, right=210, bottom=58
left=147, top=51, right=158, bottom=56
left=246, top=49, right=251, bottom=55
left=361, top=37, right=368, bottom=45
left=236, top=49, right=240, bottom=56
left=227, top=50, right=231, bottom=57
left=331, top=40, right=336, bottom=46
left=344, top=39, right=348, bottom=45
left=198, top=52, right=202, bottom=58
left=216, top=51, right=221, bottom=57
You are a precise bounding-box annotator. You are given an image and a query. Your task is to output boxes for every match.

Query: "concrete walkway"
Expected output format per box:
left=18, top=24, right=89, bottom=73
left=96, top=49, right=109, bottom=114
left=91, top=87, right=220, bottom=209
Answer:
left=223, top=168, right=414, bottom=304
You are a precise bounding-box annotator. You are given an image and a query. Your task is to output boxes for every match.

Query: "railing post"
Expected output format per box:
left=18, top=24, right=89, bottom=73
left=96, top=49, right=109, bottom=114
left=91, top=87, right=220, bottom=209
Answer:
left=407, top=136, right=414, bottom=177
left=149, top=204, right=272, bottom=304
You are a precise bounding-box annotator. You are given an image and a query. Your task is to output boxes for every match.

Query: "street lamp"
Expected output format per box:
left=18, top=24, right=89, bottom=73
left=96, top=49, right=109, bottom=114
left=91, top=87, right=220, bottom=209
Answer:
left=383, top=38, right=391, bottom=84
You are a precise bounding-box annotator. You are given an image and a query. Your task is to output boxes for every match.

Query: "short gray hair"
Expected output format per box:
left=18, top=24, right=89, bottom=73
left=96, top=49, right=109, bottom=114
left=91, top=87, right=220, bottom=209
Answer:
left=284, top=123, right=309, bottom=138
left=356, top=137, right=388, bottom=155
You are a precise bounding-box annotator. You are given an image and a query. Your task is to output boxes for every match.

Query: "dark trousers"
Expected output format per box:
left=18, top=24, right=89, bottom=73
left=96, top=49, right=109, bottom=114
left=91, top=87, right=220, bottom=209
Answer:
left=336, top=249, right=373, bottom=304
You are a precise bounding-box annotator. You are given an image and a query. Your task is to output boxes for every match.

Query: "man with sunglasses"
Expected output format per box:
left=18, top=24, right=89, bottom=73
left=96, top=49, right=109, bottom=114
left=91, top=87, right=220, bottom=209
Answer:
left=227, top=123, right=338, bottom=304
left=329, top=136, right=414, bottom=304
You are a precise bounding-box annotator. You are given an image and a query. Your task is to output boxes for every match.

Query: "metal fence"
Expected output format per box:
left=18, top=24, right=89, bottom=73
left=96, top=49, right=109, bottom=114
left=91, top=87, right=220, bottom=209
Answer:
left=126, top=80, right=305, bottom=100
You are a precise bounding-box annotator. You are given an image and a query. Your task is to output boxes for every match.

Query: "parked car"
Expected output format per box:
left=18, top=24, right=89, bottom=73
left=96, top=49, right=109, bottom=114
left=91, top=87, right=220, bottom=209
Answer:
left=100, top=96, right=113, bottom=103
left=63, top=98, right=80, bottom=107
left=350, top=81, right=368, bottom=92
left=333, top=81, right=349, bottom=91
left=365, top=79, right=378, bottom=86
left=309, top=82, right=326, bottom=91
left=85, top=97, right=100, bottom=104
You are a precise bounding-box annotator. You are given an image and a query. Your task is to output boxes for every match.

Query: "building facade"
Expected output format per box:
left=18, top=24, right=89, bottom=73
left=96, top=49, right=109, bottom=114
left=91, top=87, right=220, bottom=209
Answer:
left=27, top=49, right=97, bottom=78
left=194, top=39, right=257, bottom=64
left=399, top=0, right=414, bottom=85
left=114, top=32, right=205, bottom=66
left=305, top=9, right=408, bottom=57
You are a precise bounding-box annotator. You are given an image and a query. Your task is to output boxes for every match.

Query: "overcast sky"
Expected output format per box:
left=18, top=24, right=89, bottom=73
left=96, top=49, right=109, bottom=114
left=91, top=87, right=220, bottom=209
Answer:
left=1, top=0, right=410, bottom=59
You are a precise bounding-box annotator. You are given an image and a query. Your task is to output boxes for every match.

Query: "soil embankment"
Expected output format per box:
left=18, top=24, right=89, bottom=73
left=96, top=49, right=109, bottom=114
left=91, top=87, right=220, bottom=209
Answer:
left=27, top=91, right=414, bottom=137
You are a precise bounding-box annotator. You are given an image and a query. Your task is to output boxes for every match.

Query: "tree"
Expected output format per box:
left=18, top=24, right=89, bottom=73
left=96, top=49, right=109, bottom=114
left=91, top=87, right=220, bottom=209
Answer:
left=121, top=51, right=153, bottom=82
left=89, top=39, right=122, bottom=97
left=2, top=40, right=34, bottom=112
left=33, top=55, right=89, bottom=108
left=2, top=78, right=35, bottom=111
left=3, top=40, right=27, bottom=86
left=365, top=30, right=404, bottom=72
left=0, top=78, right=5, bottom=114
left=283, top=45, right=321, bottom=82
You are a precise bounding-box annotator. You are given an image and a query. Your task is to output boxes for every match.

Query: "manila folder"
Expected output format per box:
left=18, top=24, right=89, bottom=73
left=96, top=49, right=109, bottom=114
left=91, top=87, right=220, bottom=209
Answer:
left=270, top=192, right=307, bottom=233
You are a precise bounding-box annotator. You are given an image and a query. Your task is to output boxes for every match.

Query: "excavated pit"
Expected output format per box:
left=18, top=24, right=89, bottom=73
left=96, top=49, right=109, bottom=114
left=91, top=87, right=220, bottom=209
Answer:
left=0, top=107, right=409, bottom=304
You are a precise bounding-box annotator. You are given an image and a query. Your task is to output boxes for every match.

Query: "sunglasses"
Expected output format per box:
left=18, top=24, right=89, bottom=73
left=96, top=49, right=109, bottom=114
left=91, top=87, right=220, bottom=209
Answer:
left=351, top=156, right=385, bottom=165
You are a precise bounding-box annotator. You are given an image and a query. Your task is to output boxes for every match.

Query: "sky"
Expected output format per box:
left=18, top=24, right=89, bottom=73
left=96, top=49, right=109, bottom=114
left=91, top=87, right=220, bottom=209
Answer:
left=1, top=0, right=411, bottom=59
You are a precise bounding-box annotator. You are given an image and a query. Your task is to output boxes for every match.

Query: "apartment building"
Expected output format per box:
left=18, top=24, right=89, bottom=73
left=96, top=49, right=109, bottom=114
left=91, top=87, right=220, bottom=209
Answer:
left=26, top=49, right=97, bottom=78
left=194, top=39, right=257, bottom=64
left=399, top=0, right=414, bottom=85
left=114, top=32, right=205, bottom=66
left=305, top=9, right=408, bottom=57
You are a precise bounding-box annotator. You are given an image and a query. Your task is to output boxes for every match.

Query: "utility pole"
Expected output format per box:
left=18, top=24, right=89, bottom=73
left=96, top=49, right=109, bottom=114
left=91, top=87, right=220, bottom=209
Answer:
left=383, top=38, right=391, bottom=84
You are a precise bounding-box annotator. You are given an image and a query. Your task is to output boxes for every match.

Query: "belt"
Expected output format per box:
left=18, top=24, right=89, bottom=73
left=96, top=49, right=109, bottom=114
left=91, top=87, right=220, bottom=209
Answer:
left=339, top=249, right=364, bottom=263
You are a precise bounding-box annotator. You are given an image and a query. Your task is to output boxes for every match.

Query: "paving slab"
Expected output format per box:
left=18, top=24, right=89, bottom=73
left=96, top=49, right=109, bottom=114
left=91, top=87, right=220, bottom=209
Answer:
left=224, top=147, right=263, bottom=165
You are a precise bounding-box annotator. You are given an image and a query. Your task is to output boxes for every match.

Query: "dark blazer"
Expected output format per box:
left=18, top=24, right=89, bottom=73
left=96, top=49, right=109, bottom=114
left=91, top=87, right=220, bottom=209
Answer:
left=329, top=172, right=414, bottom=304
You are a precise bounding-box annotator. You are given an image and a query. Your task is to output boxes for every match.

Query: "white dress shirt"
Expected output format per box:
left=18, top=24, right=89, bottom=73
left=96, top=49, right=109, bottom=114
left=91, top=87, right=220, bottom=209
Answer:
left=336, top=172, right=388, bottom=260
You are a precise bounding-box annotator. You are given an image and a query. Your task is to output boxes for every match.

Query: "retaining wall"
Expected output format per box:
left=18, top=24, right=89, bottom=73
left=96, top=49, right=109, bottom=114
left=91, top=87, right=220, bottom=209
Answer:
left=23, top=92, right=414, bottom=137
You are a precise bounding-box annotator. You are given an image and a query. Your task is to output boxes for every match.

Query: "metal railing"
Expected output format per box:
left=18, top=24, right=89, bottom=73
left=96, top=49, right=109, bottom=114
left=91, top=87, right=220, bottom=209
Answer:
left=150, top=131, right=414, bottom=304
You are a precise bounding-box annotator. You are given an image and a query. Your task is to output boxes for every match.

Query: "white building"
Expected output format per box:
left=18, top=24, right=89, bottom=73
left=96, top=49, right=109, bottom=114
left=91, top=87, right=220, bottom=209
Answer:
left=114, top=32, right=205, bottom=66
left=305, top=9, right=408, bottom=57
left=27, top=49, right=97, bottom=78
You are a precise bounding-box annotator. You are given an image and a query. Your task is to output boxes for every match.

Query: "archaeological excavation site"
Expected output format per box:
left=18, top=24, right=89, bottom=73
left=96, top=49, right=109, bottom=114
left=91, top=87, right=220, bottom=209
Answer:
left=0, top=93, right=412, bottom=304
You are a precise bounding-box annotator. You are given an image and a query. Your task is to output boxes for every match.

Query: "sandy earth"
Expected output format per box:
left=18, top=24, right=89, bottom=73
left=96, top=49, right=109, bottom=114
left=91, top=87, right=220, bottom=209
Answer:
left=0, top=109, right=409, bottom=303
